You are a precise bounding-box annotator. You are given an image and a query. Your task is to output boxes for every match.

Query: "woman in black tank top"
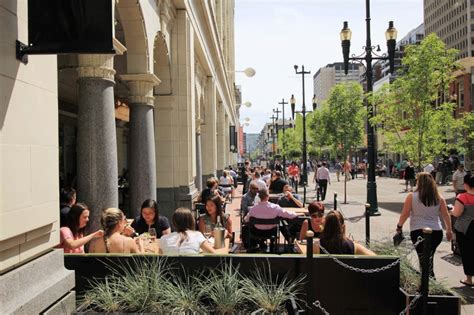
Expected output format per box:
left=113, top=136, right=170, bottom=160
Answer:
left=299, top=201, right=325, bottom=240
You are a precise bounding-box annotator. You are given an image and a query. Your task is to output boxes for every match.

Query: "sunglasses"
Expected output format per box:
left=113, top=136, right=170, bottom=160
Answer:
left=311, top=213, right=324, bottom=218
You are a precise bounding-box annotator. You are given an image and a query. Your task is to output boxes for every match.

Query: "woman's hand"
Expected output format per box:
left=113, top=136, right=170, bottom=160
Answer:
left=446, top=230, right=453, bottom=242
left=94, top=230, right=104, bottom=238
left=122, top=225, right=135, bottom=237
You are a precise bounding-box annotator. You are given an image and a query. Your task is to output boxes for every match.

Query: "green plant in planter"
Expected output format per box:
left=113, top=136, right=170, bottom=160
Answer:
left=241, top=261, right=306, bottom=314
left=199, top=263, right=247, bottom=314
left=370, top=240, right=460, bottom=297
left=159, top=268, right=206, bottom=314
left=79, top=257, right=171, bottom=313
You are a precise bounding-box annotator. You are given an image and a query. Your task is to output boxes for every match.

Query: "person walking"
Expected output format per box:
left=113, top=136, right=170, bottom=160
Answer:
left=316, top=162, right=331, bottom=201
left=342, top=160, right=351, bottom=181
left=453, top=164, right=467, bottom=196
left=404, top=160, right=416, bottom=192
left=452, top=173, right=474, bottom=286
left=396, top=172, right=453, bottom=278
left=334, top=161, right=342, bottom=182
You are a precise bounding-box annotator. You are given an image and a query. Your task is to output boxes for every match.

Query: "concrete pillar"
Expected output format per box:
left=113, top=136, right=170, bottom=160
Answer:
left=224, top=113, right=230, bottom=168
left=76, top=54, right=119, bottom=232
left=195, top=128, right=203, bottom=191
left=121, top=74, right=161, bottom=216
left=216, top=102, right=225, bottom=175
left=155, top=10, right=198, bottom=218
left=201, top=77, right=218, bottom=181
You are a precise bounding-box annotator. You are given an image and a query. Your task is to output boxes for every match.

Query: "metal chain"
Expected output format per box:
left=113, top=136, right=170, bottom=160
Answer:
left=313, top=294, right=421, bottom=315
left=399, top=293, right=421, bottom=315
left=317, top=236, right=424, bottom=274
left=312, top=300, right=330, bottom=315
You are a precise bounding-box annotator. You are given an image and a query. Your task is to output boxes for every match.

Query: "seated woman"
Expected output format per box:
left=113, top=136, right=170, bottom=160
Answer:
left=299, top=201, right=325, bottom=240
left=58, top=203, right=103, bottom=253
left=129, top=199, right=171, bottom=237
left=198, top=196, right=232, bottom=238
left=89, top=208, right=144, bottom=253
left=160, top=208, right=216, bottom=254
left=316, top=210, right=375, bottom=256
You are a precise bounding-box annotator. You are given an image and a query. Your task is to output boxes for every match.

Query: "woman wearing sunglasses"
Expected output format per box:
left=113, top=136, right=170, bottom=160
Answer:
left=299, top=201, right=325, bottom=240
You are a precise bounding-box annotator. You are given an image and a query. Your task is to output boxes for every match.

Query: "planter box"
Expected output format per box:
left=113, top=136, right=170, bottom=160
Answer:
left=399, top=288, right=461, bottom=315
left=74, top=298, right=304, bottom=315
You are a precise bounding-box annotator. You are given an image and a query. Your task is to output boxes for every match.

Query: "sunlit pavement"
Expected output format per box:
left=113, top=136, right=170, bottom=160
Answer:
left=307, top=172, right=474, bottom=314
left=223, top=173, right=473, bottom=313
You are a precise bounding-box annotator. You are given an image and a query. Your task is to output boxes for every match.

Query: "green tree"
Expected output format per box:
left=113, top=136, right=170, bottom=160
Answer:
left=370, top=33, right=471, bottom=170
left=279, top=120, right=301, bottom=159
left=310, top=82, right=366, bottom=161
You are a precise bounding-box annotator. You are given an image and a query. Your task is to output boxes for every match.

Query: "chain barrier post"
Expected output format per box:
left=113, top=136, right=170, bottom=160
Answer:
left=365, top=203, right=371, bottom=246
left=334, top=193, right=337, bottom=210
left=421, top=228, right=432, bottom=315
left=306, top=230, right=314, bottom=259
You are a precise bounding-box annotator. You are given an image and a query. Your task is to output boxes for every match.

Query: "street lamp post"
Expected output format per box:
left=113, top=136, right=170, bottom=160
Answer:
left=290, top=66, right=318, bottom=205
left=273, top=107, right=282, bottom=157
left=340, top=0, right=397, bottom=216
left=277, top=98, right=288, bottom=174
left=270, top=115, right=277, bottom=161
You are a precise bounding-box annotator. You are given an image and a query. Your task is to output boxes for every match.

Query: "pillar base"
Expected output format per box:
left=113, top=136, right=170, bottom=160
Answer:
left=156, top=184, right=199, bottom=219
left=0, top=249, right=75, bottom=314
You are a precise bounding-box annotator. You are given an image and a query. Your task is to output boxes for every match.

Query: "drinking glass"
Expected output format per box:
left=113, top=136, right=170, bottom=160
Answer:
left=148, top=228, right=157, bottom=242
left=203, top=225, right=212, bottom=239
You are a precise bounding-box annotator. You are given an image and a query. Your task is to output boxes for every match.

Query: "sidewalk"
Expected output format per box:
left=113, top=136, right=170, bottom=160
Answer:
left=305, top=173, right=474, bottom=314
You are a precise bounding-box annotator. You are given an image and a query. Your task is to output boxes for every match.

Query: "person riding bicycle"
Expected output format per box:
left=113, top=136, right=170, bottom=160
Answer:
left=287, top=161, right=300, bottom=192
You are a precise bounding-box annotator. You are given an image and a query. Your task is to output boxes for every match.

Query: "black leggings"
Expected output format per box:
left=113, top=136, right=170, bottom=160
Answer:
left=456, top=221, right=474, bottom=276
left=410, top=229, right=443, bottom=278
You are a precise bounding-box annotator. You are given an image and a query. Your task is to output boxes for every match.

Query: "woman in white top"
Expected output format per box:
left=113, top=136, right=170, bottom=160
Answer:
left=219, top=170, right=234, bottom=196
left=160, top=208, right=216, bottom=255
left=396, top=172, right=452, bottom=278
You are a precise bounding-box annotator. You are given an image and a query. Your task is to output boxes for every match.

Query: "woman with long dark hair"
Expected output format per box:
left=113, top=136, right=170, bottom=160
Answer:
left=89, top=208, right=143, bottom=253
left=130, top=199, right=171, bottom=237
left=198, top=196, right=232, bottom=237
left=58, top=203, right=103, bottom=253
left=318, top=210, right=375, bottom=255
left=160, top=208, right=216, bottom=254
left=397, top=172, right=452, bottom=278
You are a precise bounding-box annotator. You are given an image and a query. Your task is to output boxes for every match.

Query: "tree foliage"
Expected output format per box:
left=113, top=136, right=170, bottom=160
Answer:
left=370, top=33, right=472, bottom=169
left=309, top=82, right=366, bottom=160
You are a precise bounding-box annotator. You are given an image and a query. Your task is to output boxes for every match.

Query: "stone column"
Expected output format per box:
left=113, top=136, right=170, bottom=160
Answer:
left=195, top=123, right=203, bottom=191
left=77, top=54, right=119, bottom=232
left=201, top=77, right=218, bottom=182
left=121, top=74, right=161, bottom=216
left=216, top=102, right=225, bottom=176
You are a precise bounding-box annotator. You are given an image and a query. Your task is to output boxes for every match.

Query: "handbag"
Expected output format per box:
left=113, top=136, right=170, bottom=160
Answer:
left=393, top=231, right=405, bottom=246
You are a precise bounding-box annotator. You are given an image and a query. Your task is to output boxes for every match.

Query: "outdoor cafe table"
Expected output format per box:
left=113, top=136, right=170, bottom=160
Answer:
left=142, top=238, right=231, bottom=255
left=281, top=207, right=309, bottom=216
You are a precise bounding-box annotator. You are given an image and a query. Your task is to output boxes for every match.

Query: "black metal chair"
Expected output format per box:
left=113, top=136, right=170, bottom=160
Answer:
left=194, top=203, right=206, bottom=220
left=247, top=217, right=282, bottom=254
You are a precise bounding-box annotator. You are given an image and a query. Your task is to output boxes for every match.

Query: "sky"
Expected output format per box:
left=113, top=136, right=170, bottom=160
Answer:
left=235, top=0, right=424, bottom=134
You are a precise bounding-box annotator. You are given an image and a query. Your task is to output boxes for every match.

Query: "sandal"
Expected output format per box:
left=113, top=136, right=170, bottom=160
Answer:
left=460, top=280, right=474, bottom=287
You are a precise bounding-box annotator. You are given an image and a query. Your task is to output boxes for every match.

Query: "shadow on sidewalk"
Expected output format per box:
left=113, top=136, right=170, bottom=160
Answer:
left=378, top=202, right=404, bottom=214
left=452, top=285, right=474, bottom=306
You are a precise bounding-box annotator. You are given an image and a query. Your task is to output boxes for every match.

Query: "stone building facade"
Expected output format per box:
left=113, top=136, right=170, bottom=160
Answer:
left=0, top=0, right=238, bottom=313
